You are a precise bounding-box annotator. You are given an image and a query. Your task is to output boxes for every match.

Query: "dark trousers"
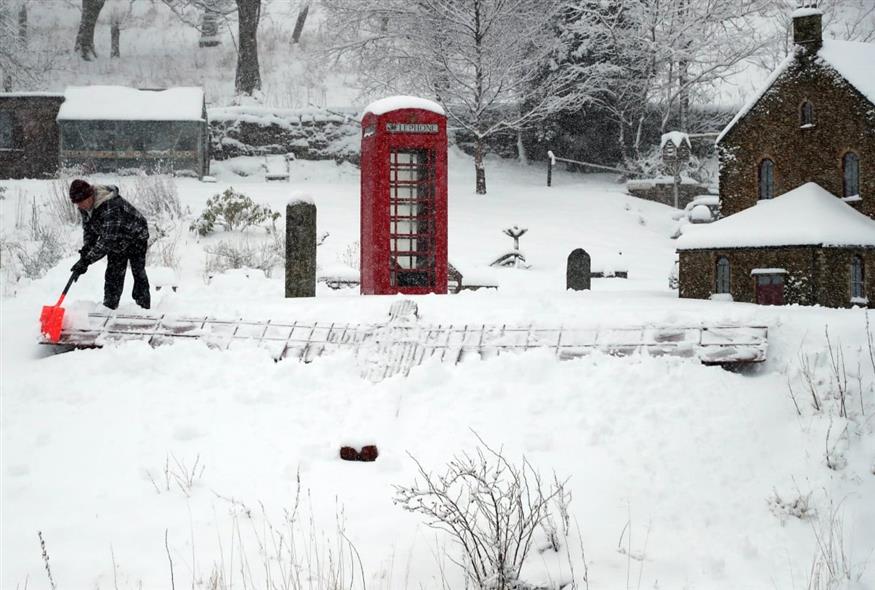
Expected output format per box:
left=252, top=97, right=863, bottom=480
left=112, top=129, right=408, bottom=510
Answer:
left=104, top=240, right=150, bottom=310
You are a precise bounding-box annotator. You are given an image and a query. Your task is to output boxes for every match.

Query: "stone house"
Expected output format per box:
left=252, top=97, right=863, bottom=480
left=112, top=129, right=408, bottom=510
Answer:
left=677, top=7, right=875, bottom=308
left=0, top=93, right=64, bottom=179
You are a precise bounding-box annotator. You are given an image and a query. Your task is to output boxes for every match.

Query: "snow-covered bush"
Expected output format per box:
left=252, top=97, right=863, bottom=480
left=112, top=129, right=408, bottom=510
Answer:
left=338, top=239, right=360, bottom=270
left=394, top=436, right=578, bottom=590
left=768, top=489, right=814, bottom=524
left=190, top=188, right=280, bottom=236
left=204, top=238, right=283, bottom=278
left=126, top=174, right=183, bottom=223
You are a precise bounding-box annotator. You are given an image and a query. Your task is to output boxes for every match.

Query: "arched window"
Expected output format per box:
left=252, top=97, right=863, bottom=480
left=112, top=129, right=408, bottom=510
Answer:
left=800, top=101, right=814, bottom=127
left=715, top=256, right=731, bottom=294
left=843, top=152, right=860, bottom=198
left=759, top=159, right=774, bottom=200
left=851, top=255, right=865, bottom=299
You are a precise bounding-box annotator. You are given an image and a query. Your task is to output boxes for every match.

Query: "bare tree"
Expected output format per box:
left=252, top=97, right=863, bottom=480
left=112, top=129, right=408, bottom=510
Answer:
left=75, top=0, right=106, bottom=60
left=234, top=0, right=261, bottom=95
left=325, top=0, right=597, bottom=195
left=104, top=0, right=135, bottom=58
left=1, top=0, right=59, bottom=90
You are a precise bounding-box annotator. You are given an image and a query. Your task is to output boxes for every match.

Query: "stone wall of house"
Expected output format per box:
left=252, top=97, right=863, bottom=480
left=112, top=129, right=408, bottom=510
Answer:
left=718, top=56, right=875, bottom=220
left=679, top=246, right=875, bottom=307
left=0, top=95, right=64, bottom=179
left=625, top=177, right=712, bottom=208
left=817, top=247, right=875, bottom=307
left=208, top=106, right=361, bottom=164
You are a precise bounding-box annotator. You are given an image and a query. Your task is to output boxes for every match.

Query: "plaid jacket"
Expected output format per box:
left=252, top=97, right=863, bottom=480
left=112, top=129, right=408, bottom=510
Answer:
left=80, top=186, right=149, bottom=263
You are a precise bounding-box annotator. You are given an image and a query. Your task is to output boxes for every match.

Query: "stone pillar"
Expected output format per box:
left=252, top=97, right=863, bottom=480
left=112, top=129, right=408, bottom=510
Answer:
left=567, top=248, right=591, bottom=291
left=285, top=197, right=316, bottom=297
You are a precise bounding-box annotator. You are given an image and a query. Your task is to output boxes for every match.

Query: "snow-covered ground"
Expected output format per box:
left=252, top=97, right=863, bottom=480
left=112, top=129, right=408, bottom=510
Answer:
left=2, top=154, right=874, bottom=590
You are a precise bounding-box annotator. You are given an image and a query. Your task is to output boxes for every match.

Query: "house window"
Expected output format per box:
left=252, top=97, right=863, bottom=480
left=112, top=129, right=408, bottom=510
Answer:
left=759, top=159, right=774, bottom=200
left=800, top=101, right=814, bottom=127
left=715, top=256, right=731, bottom=294
left=843, top=152, right=860, bottom=198
left=851, top=255, right=865, bottom=300
left=0, top=111, right=15, bottom=149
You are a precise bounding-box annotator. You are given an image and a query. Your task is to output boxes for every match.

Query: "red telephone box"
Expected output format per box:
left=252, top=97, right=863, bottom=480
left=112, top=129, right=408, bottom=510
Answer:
left=360, top=97, right=448, bottom=295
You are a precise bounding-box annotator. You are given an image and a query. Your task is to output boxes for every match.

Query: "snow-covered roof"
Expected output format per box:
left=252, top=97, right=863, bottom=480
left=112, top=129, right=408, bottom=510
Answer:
left=57, top=86, right=205, bottom=121
left=676, top=182, right=875, bottom=250
left=361, top=96, right=445, bottom=121
left=790, top=7, right=822, bottom=17
left=716, top=39, right=875, bottom=144
left=0, top=92, right=64, bottom=98
left=660, top=131, right=690, bottom=150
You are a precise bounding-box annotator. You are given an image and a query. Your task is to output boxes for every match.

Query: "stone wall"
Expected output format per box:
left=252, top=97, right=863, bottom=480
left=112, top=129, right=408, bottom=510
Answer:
left=625, top=177, right=712, bottom=208
left=718, top=56, right=875, bottom=220
left=208, top=106, right=361, bottom=164
left=679, top=246, right=874, bottom=308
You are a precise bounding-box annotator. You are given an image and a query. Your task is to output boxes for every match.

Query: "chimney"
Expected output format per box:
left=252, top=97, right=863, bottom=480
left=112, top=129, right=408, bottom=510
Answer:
left=792, top=0, right=823, bottom=52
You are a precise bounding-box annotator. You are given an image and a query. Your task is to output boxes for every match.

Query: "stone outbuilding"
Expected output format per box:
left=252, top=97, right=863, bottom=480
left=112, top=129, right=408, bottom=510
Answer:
left=677, top=183, right=874, bottom=307
left=57, top=86, right=210, bottom=178
left=0, top=92, right=65, bottom=179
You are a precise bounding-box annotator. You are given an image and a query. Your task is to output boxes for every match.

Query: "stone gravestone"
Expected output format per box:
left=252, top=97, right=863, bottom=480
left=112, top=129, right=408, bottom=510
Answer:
left=285, top=197, right=317, bottom=297
left=567, top=248, right=591, bottom=291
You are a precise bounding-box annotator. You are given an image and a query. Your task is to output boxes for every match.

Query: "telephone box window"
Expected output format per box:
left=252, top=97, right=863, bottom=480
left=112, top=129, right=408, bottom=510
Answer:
left=851, top=255, right=864, bottom=299
left=389, top=149, right=436, bottom=287
left=759, top=159, right=774, bottom=200
left=843, top=152, right=860, bottom=198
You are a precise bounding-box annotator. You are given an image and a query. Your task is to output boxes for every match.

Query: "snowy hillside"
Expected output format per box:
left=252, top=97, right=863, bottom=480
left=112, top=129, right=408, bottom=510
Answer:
left=2, top=155, right=874, bottom=590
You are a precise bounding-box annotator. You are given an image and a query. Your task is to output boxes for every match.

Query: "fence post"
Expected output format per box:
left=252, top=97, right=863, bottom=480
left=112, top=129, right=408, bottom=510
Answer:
left=547, top=150, right=554, bottom=187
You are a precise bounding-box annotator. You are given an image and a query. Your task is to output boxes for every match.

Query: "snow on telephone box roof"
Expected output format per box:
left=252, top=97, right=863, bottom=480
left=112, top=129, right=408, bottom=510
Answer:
left=716, top=39, right=875, bottom=144
left=676, top=183, right=875, bottom=250
left=361, top=95, right=445, bottom=121
left=57, top=86, right=205, bottom=121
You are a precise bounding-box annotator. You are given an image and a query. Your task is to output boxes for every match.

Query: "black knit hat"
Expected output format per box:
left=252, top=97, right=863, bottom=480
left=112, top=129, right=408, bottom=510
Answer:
left=69, top=179, right=94, bottom=203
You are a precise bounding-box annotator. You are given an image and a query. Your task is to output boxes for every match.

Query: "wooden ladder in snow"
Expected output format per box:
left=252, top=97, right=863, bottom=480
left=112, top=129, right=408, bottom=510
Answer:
left=43, top=301, right=768, bottom=381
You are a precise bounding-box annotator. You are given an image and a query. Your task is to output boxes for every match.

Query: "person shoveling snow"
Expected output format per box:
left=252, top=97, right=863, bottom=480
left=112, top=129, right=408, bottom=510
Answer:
left=68, top=179, right=151, bottom=310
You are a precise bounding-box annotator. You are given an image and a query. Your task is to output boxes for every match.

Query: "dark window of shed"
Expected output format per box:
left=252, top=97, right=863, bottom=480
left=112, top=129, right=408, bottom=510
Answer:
left=843, top=152, right=860, bottom=198
left=800, top=101, right=814, bottom=127
left=851, top=255, right=865, bottom=300
left=715, top=256, right=731, bottom=294
left=758, top=159, right=774, bottom=200
left=0, top=111, right=16, bottom=149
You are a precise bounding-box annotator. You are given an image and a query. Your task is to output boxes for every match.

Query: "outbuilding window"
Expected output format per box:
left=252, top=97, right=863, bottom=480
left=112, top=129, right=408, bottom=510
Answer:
left=759, top=159, right=774, bottom=200
left=851, top=255, right=865, bottom=300
left=0, top=111, right=15, bottom=149
left=800, top=101, right=814, bottom=127
left=715, top=256, right=731, bottom=294
left=843, top=152, right=860, bottom=198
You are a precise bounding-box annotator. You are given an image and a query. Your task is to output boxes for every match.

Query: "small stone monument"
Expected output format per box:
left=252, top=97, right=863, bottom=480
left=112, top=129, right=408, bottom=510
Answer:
left=285, top=195, right=317, bottom=298
left=566, top=248, right=591, bottom=291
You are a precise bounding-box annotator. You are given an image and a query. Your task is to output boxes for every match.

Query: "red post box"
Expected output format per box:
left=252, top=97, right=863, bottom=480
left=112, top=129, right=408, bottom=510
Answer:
left=360, top=97, right=448, bottom=295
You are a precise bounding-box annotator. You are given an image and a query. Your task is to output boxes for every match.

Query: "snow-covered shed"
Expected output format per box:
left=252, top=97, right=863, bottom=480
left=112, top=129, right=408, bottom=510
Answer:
left=57, top=86, right=209, bottom=178
left=715, top=8, right=875, bottom=221
left=677, top=183, right=874, bottom=307
left=0, top=92, right=64, bottom=179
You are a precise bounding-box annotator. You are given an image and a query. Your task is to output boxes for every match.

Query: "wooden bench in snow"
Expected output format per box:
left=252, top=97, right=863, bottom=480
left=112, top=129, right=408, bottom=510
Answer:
left=264, top=154, right=290, bottom=181
left=42, top=308, right=768, bottom=379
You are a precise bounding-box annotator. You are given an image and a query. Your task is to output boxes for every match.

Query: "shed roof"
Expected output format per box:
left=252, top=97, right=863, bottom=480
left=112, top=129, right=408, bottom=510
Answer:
left=676, top=182, right=875, bottom=250
left=716, top=39, right=875, bottom=144
left=57, top=86, right=205, bottom=121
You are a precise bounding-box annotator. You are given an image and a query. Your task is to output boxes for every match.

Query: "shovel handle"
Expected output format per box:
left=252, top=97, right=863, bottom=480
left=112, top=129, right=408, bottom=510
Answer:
left=55, top=272, right=78, bottom=306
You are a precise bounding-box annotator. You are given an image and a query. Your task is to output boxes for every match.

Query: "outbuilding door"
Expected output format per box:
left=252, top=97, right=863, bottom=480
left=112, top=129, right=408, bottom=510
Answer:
left=755, top=274, right=784, bottom=305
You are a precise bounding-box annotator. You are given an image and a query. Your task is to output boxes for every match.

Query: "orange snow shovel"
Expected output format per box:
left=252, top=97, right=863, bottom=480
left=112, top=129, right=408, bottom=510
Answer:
left=40, top=272, right=78, bottom=343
